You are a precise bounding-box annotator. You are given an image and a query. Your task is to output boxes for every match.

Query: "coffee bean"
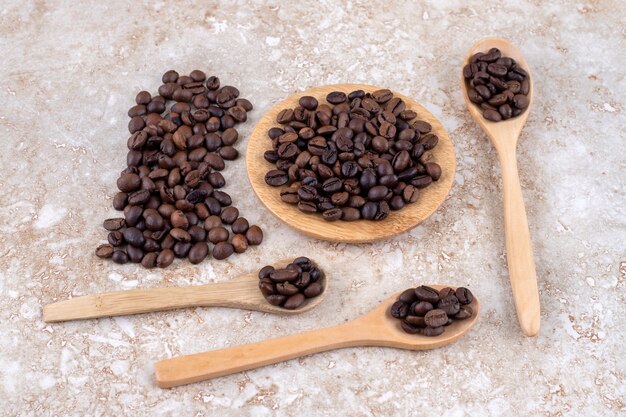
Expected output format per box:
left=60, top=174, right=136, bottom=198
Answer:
left=265, top=169, right=289, bottom=186
left=141, top=252, right=157, bottom=268
left=283, top=293, right=305, bottom=310
left=212, top=242, right=234, bottom=260
left=220, top=206, right=239, bottom=224
left=400, top=321, right=420, bottom=334
left=322, top=207, right=342, bottom=221
left=269, top=268, right=299, bottom=282
left=404, top=315, right=427, bottom=328
left=231, top=234, right=248, bottom=253
left=437, top=295, right=460, bottom=316
left=117, top=173, right=141, bottom=192
left=187, top=242, right=208, bottom=264
left=368, top=185, right=389, bottom=202
left=424, top=309, right=448, bottom=327
left=415, top=286, right=440, bottom=304
left=156, top=249, right=175, bottom=267
left=326, top=91, right=347, bottom=104
left=455, top=287, right=474, bottom=305
left=455, top=305, right=473, bottom=319
left=95, top=244, right=114, bottom=259
left=391, top=301, right=409, bottom=319
left=246, top=225, right=263, bottom=245
left=421, top=326, right=445, bottom=336
left=111, top=250, right=129, bottom=264
left=103, top=218, right=126, bottom=231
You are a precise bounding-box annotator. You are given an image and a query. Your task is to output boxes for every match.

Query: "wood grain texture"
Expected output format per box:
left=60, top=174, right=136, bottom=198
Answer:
left=42, top=259, right=327, bottom=322
left=246, top=84, right=456, bottom=243
left=154, top=285, right=480, bottom=388
left=461, top=38, right=540, bottom=337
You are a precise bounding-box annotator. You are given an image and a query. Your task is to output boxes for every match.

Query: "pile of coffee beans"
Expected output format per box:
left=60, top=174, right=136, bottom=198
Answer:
left=390, top=285, right=474, bottom=336
left=258, top=257, right=324, bottom=310
left=263, top=89, right=442, bottom=221
left=95, top=70, right=263, bottom=268
left=463, top=48, right=530, bottom=122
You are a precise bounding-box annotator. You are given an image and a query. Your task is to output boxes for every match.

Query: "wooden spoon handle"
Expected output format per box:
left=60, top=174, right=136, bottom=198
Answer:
left=498, top=146, right=540, bottom=336
left=154, top=322, right=365, bottom=388
left=43, top=283, right=235, bottom=322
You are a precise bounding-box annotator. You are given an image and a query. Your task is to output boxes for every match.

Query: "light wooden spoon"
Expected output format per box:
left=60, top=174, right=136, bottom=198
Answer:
left=461, top=38, right=540, bottom=336
left=154, top=285, right=479, bottom=388
left=43, top=259, right=327, bottom=322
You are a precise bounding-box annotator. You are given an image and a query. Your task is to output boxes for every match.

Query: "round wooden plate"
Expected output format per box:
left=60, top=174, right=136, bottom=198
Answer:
left=246, top=84, right=456, bottom=243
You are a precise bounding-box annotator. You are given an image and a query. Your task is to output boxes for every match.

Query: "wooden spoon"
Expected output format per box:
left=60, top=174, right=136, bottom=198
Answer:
left=461, top=38, right=540, bottom=336
left=43, top=259, right=327, bottom=322
left=154, top=285, right=479, bottom=388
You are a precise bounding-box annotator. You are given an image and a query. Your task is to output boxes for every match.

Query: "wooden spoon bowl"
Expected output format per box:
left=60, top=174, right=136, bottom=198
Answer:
left=246, top=84, right=456, bottom=243
left=43, top=258, right=327, bottom=322
left=155, top=285, right=479, bottom=388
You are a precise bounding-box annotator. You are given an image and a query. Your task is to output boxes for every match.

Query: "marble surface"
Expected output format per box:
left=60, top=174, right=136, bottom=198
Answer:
left=1, top=1, right=624, bottom=416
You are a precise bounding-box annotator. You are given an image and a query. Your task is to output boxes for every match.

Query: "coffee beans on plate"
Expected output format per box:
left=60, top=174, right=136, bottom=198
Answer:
left=262, top=89, right=442, bottom=221
left=95, top=70, right=263, bottom=267
left=390, top=285, right=474, bottom=336
left=258, top=257, right=324, bottom=309
left=463, top=48, right=530, bottom=122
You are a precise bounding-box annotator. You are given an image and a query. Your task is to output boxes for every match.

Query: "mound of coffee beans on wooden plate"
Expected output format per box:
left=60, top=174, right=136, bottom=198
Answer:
left=263, top=89, right=442, bottom=221
left=463, top=48, right=530, bottom=122
left=258, top=257, right=324, bottom=309
left=95, top=70, right=263, bottom=268
left=390, top=285, right=474, bottom=336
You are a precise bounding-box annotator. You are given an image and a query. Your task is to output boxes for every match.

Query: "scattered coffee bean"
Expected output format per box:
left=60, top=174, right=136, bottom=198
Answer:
left=263, top=89, right=442, bottom=221
left=258, top=257, right=324, bottom=309
left=464, top=48, right=530, bottom=122
left=390, top=285, right=476, bottom=336
left=97, top=70, right=263, bottom=267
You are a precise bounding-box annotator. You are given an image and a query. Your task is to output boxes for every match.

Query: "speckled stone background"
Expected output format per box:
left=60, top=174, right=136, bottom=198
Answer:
left=1, top=1, right=624, bottom=416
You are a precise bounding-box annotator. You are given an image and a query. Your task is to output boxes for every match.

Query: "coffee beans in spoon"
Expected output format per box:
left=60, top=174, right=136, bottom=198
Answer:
left=463, top=48, right=530, bottom=122
left=263, top=89, right=442, bottom=221
left=95, top=70, right=263, bottom=267
left=258, top=257, right=324, bottom=310
left=390, top=285, right=474, bottom=336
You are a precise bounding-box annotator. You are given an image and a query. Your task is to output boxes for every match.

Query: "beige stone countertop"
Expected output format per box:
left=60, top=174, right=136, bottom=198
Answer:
left=1, top=1, right=624, bottom=416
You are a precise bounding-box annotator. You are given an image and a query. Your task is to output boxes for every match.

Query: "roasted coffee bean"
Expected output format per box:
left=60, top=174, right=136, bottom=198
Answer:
left=220, top=206, right=239, bottom=224
left=245, top=225, right=263, bottom=245
left=455, top=305, right=473, bottom=319
left=438, top=295, right=461, bottom=316
left=111, top=250, right=129, bottom=264
left=173, top=241, right=191, bottom=258
left=103, top=218, right=126, bottom=231
left=405, top=315, right=427, bottom=328
left=265, top=169, right=289, bottom=186
left=326, top=91, right=347, bottom=104
left=95, top=244, right=114, bottom=259
left=322, top=207, right=342, bottom=221
left=283, top=293, right=305, bottom=310
left=156, top=248, right=175, bottom=267
left=398, top=289, right=418, bottom=304
left=123, top=227, right=145, bottom=247
left=401, top=321, right=420, bottom=334
left=413, top=301, right=434, bottom=316
left=391, top=301, right=409, bottom=319
left=269, top=269, right=299, bottom=282
left=421, top=326, right=445, bottom=336
left=141, top=252, right=157, bottom=268
left=415, top=286, right=440, bottom=304
left=424, top=309, right=448, bottom=327
left=212, top=242, right=234, bottom=260
left=455, top=287, right=474, bottom=305
left=231, top=234, right=248, bottom=253
left=187, top=242, right=208, bottom=264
